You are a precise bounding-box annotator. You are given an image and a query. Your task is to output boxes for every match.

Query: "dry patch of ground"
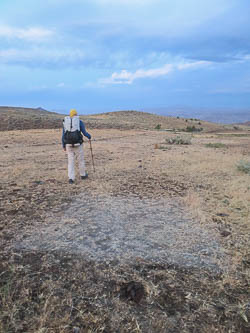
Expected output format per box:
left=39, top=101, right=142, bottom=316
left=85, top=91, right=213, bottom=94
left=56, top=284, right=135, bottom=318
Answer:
left=0, top=128, right=249, bottom=332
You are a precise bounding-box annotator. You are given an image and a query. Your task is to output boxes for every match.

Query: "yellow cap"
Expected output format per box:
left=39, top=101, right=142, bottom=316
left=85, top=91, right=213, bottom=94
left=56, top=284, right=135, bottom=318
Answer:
left=70, top=109, right=77, bottom=117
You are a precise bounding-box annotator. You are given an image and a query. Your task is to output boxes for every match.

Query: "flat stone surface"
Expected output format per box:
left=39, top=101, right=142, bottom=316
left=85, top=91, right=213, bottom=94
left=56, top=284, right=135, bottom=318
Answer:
left=15, top=193, right=228, bottom=270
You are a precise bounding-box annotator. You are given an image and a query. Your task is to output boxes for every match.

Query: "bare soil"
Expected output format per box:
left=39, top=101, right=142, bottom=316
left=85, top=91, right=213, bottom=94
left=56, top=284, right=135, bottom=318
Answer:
left=0, top=124, right=249, bottom=332
left=14, top=193, right=228, bottom=271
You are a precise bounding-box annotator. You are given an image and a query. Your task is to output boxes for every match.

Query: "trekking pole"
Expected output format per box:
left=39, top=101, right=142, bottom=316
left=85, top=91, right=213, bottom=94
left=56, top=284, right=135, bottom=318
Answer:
left=89, top=140, right=96, bottom=172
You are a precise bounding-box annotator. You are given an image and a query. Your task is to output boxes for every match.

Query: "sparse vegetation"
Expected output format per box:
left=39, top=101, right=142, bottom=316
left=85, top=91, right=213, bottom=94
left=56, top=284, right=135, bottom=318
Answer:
left=186, top=125, right=203, bottom=132
left=0, top=108, right=225, bottom=132
left=0, top=111, right=249, bottom=332
left=219, top=133, right=250, bottom=137
left=166, top=135, right=192, bottom=145
left=237, top=160, right=250, bottom=174
left=205, top=142, right=228, bottom=148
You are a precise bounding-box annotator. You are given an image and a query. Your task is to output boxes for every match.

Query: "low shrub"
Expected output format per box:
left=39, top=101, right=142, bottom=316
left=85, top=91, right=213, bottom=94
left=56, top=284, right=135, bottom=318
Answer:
left=159, top=145, right=171, bottom=150
left=186, top=126, right=203, bottom=132
left=237, top=160, right=250, bottom=174
left=155, top=124, right=161, bottom=130
left=166, top=135, right=191, bottom=145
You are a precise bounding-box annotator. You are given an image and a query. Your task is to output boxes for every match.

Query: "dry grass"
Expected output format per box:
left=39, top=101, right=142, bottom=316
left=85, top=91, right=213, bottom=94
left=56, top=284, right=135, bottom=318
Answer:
left=81, top=110, right=224, bottom=132
left=0, top=123, right=250, bottom=332
left=0, top=107, right=226, bottom=132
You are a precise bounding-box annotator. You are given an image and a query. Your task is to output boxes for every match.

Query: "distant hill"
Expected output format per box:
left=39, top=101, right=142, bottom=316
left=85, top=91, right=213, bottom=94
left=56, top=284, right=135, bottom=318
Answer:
left=0, top=106, right=63, bottom=131
left=80, top=110, right=223, bottom=132
left=143, top=107, right=250, bottom=124
left=242, top=121, right=250, bottom=126
left=0, top=106, right=225, bottom=132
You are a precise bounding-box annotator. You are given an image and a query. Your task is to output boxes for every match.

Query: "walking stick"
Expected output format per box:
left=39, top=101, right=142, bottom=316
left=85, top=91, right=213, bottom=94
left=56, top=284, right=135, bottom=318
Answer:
left=89, top=140, right=96, bottom=172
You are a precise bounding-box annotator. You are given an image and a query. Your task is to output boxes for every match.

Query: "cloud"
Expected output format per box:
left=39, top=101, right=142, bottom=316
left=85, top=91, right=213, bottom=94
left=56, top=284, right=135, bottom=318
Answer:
left=0, top=25, right=53, bottom=41
left=240, top=54, right=250, bottom=61
left=100, top=64, right=173, bottom=84
left=100, top=61, right=211, bottom=84
left=28, top=84, right=48, bottom=92
left=177, top=61, right=211, bottom=70
left=0, top=48, right=88, bottom=68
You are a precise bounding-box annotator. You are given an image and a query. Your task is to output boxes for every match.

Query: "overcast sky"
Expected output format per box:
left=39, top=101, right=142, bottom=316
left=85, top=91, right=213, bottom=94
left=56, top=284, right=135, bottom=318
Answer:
left=0, top=0, right=250, bottom=113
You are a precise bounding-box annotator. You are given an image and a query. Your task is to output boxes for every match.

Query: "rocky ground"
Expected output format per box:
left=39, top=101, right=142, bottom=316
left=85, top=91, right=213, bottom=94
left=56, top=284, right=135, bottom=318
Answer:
left=0, top=126, right=249, bottom=332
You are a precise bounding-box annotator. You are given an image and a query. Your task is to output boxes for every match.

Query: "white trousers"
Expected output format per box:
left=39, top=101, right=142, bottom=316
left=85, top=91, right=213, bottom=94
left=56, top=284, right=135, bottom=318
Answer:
left=66, top=144, right=86, bottom=180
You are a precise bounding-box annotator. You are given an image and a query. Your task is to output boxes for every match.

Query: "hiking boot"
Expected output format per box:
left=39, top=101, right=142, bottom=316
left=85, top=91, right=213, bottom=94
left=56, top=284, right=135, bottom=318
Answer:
left=81, top=173, right=88, bottom=180
left=69, top=179, right=74, bottom=184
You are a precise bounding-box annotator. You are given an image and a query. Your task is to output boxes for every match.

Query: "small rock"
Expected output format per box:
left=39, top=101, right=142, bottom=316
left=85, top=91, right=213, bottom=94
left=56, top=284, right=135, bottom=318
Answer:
left=33, top=181, right=44, bottom=185
left=200, top=249, right=211, bottom=256
left=220, top=230, right=231, bottom=237
left=73, top=327, right=80, bottom=333
left=216, top=213, right=229, bottom=217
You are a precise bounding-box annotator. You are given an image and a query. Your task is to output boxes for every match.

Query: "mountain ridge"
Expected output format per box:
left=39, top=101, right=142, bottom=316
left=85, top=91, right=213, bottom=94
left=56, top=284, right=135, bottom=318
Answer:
left=142, top=107, right=250, bottom=124
left=0, top=106, right=238, bottom=132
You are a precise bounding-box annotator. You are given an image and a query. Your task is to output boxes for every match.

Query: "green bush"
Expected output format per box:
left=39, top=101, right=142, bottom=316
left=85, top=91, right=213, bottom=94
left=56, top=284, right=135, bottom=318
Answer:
left=186, top=126, right=203, bottom=132
left=166, top=135, right=191, bottom=145
left=155, top=124, right=161, bottom=130
left=237, top=160, right=250, bottom=174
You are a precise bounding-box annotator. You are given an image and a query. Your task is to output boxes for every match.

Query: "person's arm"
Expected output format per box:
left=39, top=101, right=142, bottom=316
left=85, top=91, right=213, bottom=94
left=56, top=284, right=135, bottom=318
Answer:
left=80, top=120, right=91, bottom=140
left=62, top=125, right=66, bottom=150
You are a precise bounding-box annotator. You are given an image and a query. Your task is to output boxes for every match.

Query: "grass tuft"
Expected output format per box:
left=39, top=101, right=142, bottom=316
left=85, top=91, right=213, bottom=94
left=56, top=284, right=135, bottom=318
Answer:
left=205, top=143, right=227, bottom=149
left=237, top=160, right=250, bottom=174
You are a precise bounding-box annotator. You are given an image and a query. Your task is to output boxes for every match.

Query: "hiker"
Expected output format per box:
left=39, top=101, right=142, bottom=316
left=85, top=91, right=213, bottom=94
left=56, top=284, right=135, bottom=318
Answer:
left=62, top=109, right=91, bottom=184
